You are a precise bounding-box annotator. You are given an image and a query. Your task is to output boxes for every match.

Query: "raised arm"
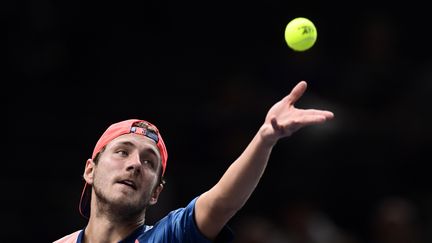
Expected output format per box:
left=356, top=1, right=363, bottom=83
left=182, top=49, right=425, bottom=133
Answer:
left=195, top=81, right=334, bottom=240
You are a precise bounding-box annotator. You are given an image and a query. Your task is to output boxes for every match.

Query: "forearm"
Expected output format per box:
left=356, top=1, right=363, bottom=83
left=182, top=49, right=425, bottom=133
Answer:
left=210, top=127, right=275, bottom=210
left=195, top=125, right=277, bottom=238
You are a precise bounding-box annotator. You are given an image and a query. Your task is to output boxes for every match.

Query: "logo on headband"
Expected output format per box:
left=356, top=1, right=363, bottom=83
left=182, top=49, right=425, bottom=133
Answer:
left=130, top=121, right=159, bottom=143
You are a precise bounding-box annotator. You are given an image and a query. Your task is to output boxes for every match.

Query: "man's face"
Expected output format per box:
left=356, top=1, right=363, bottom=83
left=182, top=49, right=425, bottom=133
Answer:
left=87, top=133, right=163, bottom=219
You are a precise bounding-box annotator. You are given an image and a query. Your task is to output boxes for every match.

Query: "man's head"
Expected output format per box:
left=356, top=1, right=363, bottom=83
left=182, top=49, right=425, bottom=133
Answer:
left=79, top=119, right=168, bottom=219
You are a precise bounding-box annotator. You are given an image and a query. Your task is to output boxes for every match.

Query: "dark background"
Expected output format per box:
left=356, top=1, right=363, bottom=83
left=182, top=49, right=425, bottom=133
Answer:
left=5, top=2, right=432, bottom=242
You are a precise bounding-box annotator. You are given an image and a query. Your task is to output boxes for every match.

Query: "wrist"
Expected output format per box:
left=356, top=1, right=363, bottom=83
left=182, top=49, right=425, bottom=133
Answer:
left=258, top=124, right=279, bottom=148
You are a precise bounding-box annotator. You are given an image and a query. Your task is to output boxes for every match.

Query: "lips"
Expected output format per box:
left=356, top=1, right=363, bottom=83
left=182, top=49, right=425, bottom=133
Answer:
left=118, top=179, right=137, bottom=190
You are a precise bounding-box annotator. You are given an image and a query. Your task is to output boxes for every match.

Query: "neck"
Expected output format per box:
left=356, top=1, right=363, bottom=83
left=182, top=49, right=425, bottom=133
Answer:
left=84, top=213, right=145, bottom=243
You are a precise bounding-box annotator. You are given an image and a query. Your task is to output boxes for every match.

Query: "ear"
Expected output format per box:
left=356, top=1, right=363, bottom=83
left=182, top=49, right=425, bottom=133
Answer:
left=83, top=158, right=95, bottom=185
left=149, top=183, right=164, bottom=205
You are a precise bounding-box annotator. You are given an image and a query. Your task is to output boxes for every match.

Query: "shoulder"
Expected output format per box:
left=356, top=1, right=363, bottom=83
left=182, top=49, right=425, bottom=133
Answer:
left=163, top=196, right=199, bottom=222
left=53, top=230, right=81, bottom=243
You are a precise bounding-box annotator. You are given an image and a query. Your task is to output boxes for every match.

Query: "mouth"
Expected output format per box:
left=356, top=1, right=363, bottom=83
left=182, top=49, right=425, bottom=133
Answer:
left=117, top=179, right=137, bottom=190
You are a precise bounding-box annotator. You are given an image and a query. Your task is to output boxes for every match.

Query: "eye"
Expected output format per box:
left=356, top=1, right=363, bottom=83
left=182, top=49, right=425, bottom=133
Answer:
left=115, top=150, right=129, bottom=157
left=141, top=160, right=154, bottom=168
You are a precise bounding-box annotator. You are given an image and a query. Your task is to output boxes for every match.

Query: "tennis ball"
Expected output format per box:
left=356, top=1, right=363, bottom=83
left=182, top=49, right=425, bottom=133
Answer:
left=284, top=17, right=317, bottom=51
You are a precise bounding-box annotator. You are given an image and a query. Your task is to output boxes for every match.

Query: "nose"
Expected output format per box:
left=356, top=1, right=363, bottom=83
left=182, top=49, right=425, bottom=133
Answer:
left=125, top=153, right=141, bottom=174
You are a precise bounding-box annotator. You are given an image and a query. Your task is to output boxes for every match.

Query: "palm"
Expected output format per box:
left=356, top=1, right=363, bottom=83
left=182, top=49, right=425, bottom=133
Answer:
left=263, top=81, right=334, bottom=142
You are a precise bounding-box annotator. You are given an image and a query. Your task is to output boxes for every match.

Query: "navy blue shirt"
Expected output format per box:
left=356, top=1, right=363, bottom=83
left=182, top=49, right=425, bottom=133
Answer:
left=68, top=197, right=234, bottom=243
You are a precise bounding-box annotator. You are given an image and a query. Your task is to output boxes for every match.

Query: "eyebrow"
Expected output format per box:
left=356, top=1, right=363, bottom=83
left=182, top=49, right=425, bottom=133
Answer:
left=115, top=141, right=158, bottom=157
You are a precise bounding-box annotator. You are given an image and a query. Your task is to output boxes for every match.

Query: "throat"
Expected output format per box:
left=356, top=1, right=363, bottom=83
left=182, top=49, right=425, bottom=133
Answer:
left=85, top=215, right=146, bottom=242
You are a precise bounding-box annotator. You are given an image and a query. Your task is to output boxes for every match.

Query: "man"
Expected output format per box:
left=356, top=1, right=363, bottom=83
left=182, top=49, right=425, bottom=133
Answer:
left=54, top=81, right=334, bottom=243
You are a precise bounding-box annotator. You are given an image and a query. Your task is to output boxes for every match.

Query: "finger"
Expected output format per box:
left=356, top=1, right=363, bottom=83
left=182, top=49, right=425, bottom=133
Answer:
left=303, top=109, right=334, bottom=119
left=298, top=115, right=330, bottom=125
left=285, top=81, right=307, bottom=104
left=277, top=114, right=329, bottom=136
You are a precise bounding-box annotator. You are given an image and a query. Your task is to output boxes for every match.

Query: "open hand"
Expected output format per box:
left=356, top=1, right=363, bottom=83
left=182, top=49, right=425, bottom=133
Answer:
left=261, top=81, right=334, bottom=143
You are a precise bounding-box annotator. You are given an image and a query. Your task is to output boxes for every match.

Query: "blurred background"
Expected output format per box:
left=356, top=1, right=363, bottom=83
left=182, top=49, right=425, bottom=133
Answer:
left=5, top=2, right=432, bottom=242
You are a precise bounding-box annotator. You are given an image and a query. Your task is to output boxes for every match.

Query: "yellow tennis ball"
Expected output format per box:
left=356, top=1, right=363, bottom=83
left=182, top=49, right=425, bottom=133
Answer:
left=284, top=17, right=317, bottom=51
